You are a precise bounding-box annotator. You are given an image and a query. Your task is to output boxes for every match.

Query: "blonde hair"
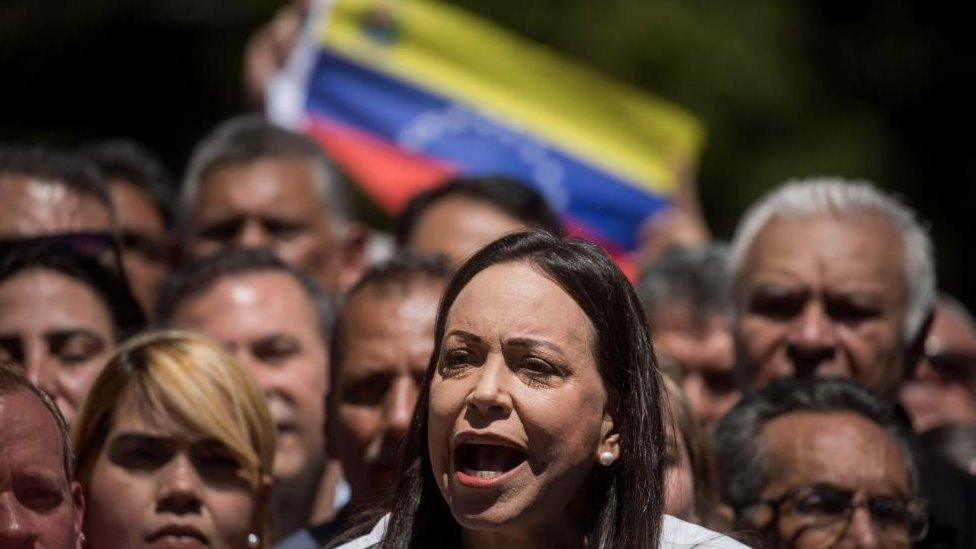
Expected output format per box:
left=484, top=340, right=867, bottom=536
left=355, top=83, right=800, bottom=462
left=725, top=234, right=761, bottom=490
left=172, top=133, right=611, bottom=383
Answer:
left=71, top=329, right=275, bottom=546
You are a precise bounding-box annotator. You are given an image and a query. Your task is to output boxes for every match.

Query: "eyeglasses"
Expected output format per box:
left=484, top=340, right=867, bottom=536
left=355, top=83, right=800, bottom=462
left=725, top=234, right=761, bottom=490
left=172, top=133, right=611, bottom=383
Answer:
left=763, top=483, right=929, bottom=544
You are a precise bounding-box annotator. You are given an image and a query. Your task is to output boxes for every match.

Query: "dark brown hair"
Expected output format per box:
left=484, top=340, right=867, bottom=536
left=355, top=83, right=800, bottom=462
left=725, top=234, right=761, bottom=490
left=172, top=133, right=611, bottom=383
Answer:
left=378, top=230, right=665, bottom=548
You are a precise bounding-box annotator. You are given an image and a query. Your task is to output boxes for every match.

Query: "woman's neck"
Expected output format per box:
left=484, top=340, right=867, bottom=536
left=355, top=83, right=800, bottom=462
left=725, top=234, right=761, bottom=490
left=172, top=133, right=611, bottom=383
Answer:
left=461, top=516, right=586, bottom=549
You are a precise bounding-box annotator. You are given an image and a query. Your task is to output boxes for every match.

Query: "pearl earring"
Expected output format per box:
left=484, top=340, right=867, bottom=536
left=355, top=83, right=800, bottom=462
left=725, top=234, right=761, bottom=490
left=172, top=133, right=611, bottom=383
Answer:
left=79, top=532, right=87, bottom=544
left=247, top=533, right=260, bottom=547
left=599, top=451, right=615, bottom=466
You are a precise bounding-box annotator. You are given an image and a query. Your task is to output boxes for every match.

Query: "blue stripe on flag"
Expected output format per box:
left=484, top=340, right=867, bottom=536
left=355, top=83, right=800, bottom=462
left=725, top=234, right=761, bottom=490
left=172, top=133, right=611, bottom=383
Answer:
left=305, top=48, right=668, bottom=250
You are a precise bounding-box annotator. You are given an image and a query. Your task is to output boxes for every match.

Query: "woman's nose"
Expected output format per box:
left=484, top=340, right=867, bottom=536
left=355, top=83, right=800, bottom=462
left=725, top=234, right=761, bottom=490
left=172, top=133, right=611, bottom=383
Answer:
left=466, top=357, right=513, bottom=418
left=155, top=453, right=204, bottom=516
left=23, top=344, right=56, bottom=399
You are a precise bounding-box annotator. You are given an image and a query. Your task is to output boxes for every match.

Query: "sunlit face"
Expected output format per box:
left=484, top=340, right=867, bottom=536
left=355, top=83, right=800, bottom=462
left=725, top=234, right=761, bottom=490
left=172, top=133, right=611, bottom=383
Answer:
left=170, top=272, right=327, bottom=483
left=0, top=176, right=112, bottom=238
left=735, top=215, right=909, bottom=396
left=428, top=262, right=616, bottom=534
left=407, top=197, right=528, bottom=267
left=759, top=412, right=912, bottom=549
left=651, top=302, right=739, bottom=430
left=83, top=395, right=262, bottom=549
left=899, top=302, right=976, bottom=432
left=332, top=284, right=441, bottom=506
left=188, top=157, right=345, bottom=293
left=663, top=418, right=697, bottom=522
left=0, top=269, right=114, bottom=425
left=0, top=389, right=85, bottom=549
left=109, top=178, right=170, bottom=316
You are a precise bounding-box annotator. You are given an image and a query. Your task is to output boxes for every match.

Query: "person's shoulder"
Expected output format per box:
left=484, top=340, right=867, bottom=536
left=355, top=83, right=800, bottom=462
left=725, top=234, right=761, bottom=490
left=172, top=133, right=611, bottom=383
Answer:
left=329, top=514, right=389, bottom=549
left=661, top=515, right=752, bottom=549
left=328, top=514, right=751, bottom=549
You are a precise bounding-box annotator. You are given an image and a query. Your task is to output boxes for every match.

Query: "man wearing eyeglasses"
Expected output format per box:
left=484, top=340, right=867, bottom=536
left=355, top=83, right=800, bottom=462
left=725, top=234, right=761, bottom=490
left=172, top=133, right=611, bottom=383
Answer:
left=900, top=295, right=976, bottom=433
left=716, top=378, right=929, bottom=548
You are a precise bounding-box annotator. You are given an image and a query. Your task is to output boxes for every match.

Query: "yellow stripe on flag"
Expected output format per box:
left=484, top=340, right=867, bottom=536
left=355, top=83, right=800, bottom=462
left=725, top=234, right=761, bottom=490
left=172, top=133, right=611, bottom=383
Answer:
left=316, top=0, right=704, bottom=194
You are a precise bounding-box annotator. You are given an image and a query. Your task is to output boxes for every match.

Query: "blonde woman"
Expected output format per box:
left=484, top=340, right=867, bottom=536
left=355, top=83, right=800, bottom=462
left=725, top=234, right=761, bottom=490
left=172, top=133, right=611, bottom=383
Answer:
left=72, top=330, right=275, bottom=548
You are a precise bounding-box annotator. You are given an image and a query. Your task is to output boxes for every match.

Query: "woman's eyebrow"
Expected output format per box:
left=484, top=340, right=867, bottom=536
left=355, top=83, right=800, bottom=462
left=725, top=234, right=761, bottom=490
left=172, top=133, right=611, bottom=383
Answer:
left=505, top=337, right=564, bottom=355
left=110, top=432, right=172, bottom=445
left=443, top=329, right=483, bottom=344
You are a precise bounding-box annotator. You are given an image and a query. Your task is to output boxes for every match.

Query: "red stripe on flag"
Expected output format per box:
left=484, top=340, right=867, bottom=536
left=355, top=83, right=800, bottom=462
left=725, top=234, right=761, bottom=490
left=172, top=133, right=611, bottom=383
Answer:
left=303, top=115, right=458, bottom=214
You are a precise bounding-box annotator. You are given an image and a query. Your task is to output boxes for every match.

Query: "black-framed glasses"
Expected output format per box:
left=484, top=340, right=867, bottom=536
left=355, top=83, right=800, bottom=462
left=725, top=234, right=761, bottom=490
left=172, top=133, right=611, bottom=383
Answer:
left=763, top=483, right=929, bottom=543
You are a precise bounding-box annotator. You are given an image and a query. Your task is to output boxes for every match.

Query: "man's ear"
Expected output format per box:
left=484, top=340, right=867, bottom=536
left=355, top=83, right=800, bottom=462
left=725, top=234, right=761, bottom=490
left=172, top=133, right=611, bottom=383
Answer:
left=336, top=222, right=368, bottom=293
left=71, top=481, right=85, bottom=549
left=904, top=307, right=935, bottom=380
left=597, top=412, right=621, bottom=462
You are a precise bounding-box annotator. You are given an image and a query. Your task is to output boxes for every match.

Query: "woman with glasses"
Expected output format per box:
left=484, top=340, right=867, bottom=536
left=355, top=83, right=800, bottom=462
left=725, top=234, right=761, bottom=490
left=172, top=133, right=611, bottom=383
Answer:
left=72, top=330, right=275, bottom=548
left=335, top=231, right=744, bottom=548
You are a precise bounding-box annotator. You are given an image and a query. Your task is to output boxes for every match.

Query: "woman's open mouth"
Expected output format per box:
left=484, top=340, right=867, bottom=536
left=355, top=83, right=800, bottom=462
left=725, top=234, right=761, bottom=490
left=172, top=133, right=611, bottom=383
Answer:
left=453, top=441, right=528, bottom=488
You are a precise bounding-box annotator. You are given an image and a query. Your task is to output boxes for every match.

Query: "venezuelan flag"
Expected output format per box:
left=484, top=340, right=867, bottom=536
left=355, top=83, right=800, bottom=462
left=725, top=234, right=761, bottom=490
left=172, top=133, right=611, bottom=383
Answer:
left=284, top=0, right=704, bottom=256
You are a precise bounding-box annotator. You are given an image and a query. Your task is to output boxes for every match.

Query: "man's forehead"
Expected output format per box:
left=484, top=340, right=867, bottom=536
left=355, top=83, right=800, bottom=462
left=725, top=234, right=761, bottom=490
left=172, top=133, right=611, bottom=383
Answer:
left=194, top=157, right=324, bottom=215
left=177, top=271, right=319, bottom=331
left=742, top=214, right=906, bottom=291
left=761, top=411, right=908, bottom=491
left=0, top=389, right=64, bottom=466
left=0, top=175, right=112, bottom=237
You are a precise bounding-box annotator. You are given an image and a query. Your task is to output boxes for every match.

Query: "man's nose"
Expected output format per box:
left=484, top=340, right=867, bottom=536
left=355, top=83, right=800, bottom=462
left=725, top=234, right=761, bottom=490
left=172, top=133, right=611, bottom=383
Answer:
left=384, top=376, right=418, bottom=436
left=681, top=374, right=710, bottom=421
left=844, top=506, right=881, bottom=549
left=234, top=217, right=273, bottom=249
left=786, top=302, right=839, bottom=377
left=155, top=454, right=204, bottom=516
left=0, top=493, right=35, bottom=546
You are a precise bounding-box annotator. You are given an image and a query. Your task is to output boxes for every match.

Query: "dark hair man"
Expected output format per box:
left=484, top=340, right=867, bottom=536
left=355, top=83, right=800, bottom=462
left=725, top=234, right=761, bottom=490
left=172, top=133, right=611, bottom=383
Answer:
left=638, top=244, right=738, bottom=429
left=279, top=254, right=450, bottom=548
left=899, top=295, right=976, bottom=432
left=81, top=140, right=175, bottom=316
left=715, top=378, right=927, bottom=548
left=180, top=116, right=366, bottom=295
left=157, top=249, right=339, bottom=543
left=0, top=146, right=113, bottom=238
left=728, top=179, right=976, bottom=548
left=0, top=367, right=85, bottom=548
left=395, top=176, right=563, bottom=267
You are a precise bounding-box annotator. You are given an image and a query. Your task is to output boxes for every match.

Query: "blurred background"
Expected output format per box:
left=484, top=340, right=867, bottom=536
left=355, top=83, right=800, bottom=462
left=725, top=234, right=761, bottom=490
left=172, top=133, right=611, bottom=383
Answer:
left=2, top=0, right=972, bottom=305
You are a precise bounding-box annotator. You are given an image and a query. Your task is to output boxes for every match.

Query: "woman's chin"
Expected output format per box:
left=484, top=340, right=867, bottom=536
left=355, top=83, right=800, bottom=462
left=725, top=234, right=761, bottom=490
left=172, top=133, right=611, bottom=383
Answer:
left=446, top=461, right=535, bottom=527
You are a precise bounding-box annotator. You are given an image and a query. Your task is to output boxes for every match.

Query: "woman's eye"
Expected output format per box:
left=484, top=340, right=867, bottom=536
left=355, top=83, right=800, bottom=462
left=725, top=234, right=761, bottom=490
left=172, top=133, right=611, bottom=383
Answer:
left=444, top=349, right=473, bottom=368
left=519, top=358, right=560, bottom=387
left=522, top=358, right=556, bottom=376
left=192, top=442, right=244, bottom=486
left=109, top=438, right=174, bottom=472
left=51, top=333, right=105, bottom=365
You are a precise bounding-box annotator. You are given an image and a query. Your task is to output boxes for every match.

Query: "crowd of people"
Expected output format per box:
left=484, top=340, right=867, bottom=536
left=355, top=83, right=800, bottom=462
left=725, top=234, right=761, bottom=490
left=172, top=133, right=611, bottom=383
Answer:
left=2, top=109, right=975, bottom=549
